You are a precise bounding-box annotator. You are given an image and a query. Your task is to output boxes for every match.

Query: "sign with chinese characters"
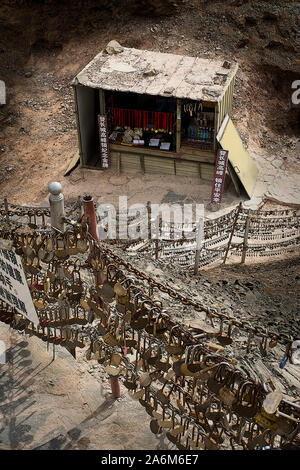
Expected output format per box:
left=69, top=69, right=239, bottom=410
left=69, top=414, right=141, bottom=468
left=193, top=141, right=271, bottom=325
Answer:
left=97, top=114, right=110, bottom=169
left=0, top=249, right=39, bottom=326
left=211, top=149, right=229, bottom=204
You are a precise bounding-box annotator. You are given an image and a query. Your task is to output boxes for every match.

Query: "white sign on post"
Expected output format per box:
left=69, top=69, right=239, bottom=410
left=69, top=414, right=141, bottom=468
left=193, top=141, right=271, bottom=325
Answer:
left=0, top=249, right=39, bottom=326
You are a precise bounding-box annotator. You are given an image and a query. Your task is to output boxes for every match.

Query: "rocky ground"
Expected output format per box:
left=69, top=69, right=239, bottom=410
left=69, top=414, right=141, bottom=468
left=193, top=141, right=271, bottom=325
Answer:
left=0, top=0, right=299, bottom=205
left=0, top=322, right=159, bottom=450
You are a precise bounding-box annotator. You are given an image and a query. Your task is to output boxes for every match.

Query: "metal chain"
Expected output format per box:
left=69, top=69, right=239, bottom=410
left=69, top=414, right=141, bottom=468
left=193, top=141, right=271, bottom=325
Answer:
left=86, top=235, right=294, bottom=347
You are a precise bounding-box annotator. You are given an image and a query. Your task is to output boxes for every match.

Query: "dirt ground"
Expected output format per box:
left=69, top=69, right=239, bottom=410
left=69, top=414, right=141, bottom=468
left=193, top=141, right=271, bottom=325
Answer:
left=0, top=0, right=299, bottom=206
left=63, top=167, right=242, bottom=209
left=0, top=322, right=160, bottom=450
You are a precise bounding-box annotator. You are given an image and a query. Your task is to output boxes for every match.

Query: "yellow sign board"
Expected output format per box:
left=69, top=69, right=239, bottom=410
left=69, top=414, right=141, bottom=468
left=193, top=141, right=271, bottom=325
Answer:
left=217, top=115, right=258, bottom=198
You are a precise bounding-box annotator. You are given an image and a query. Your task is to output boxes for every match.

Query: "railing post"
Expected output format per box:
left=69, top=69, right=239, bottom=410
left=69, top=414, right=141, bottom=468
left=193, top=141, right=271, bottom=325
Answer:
left=82, top=194, right=101, bottom=286
left=110, top=376, right=121, bottom=399
left=82, top=194, right=99, bottom=243
left=194, top=247, right=201, bottom=275
left=48, top=182, right=65, bottom=232
left=241, top=215, right=251, bottom=264
left=193, top=217, right=203, bottom=275
left=146, top=201, right=151, bottom=241
left=82, top=194, right=121, bottom=398
left=223, top=201, right=242, bottom=265
left=154, top=215, right=160, bottom=260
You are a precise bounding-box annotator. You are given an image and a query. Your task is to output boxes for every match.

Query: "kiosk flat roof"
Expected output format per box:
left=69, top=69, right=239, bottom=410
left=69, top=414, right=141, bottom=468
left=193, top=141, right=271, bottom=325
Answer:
left=73, top=43, right=238, bottom=102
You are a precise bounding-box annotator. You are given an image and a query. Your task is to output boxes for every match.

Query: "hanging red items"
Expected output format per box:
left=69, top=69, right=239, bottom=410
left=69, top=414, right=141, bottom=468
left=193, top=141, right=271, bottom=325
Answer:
left=110, top=107, right=174, bottom=131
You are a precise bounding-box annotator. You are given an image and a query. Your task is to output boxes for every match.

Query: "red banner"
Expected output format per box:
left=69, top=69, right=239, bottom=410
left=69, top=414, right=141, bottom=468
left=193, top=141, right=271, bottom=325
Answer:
left=211, top=149, right=228, bottom=203
left=97, top=114, right=110, bottom=169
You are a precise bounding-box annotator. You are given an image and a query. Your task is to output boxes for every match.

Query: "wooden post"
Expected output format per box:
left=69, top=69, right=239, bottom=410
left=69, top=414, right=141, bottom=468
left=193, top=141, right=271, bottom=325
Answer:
left=213, top=103, right=218, bottom=153
left=73, top=85, right=84, bottom=166
left=241, top=215, right=251, bottom=264
left=99, top=89, right=105, bottom=114
left=223, top=202, right=242, bottom=264
left=176, top=99, right=181, bottom=153
left=194, top=248, right=200, bottom=275
left=147, top=201, right=151, bottom=240
left=193, top=219, right=203, bottom=275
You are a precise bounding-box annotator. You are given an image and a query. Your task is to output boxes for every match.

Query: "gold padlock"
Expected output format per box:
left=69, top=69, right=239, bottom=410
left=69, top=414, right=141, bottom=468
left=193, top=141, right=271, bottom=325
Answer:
left=102, top=332, right=118, bottom=347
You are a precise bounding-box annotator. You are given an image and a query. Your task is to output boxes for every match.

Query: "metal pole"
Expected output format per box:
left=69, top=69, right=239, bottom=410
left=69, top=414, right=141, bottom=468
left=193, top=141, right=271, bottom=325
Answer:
left=110, top=376, right=121, bottom=399
left=82, top=194, right=120, bottom=397
left=82, top=194, right=100, bottom=243
left=223, top=201, right=242, bottom=265
left=241, top=215, right=251, bottom=264
left=48, top=182, right=65, bottom=232
left=82, top=194, right=101, bottom=286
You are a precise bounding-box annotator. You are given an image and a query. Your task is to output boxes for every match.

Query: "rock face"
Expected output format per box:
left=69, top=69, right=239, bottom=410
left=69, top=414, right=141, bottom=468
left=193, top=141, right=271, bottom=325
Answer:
left=132, top=0, right=180, bottom=16
left=194, top=0, right=299, bottom=74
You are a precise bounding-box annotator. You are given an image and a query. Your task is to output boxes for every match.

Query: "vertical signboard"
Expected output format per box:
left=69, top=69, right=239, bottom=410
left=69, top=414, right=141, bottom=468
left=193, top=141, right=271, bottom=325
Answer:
left=97, top=114, right=110, bottom=169
left=211, top=149, right=229, bottom=204
left=0, top=248, right=39, bottom=326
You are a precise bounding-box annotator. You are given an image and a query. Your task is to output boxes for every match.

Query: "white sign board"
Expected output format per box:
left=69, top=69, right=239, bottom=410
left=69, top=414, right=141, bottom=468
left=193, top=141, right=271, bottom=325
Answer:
left=160, top=142, right=170, bottom=151
left=0, top=249, right=39, bottom=326
left=97, top=114, right=110, bottom=169
left=149, top=138, right=160, bottom=147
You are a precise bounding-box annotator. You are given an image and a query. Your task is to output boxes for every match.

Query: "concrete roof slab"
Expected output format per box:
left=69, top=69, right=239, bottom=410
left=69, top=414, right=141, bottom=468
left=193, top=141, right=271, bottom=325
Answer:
left=73, top=43, right=238, bottom=102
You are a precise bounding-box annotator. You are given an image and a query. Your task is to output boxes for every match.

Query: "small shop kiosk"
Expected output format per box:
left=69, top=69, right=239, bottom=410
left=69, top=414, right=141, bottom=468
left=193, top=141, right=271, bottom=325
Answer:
left=72, top=41, right=258, bottom=197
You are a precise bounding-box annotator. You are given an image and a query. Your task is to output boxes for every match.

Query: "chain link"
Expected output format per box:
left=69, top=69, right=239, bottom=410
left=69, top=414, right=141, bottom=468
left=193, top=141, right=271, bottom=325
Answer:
left=87, top=235, right=294, bottom=346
